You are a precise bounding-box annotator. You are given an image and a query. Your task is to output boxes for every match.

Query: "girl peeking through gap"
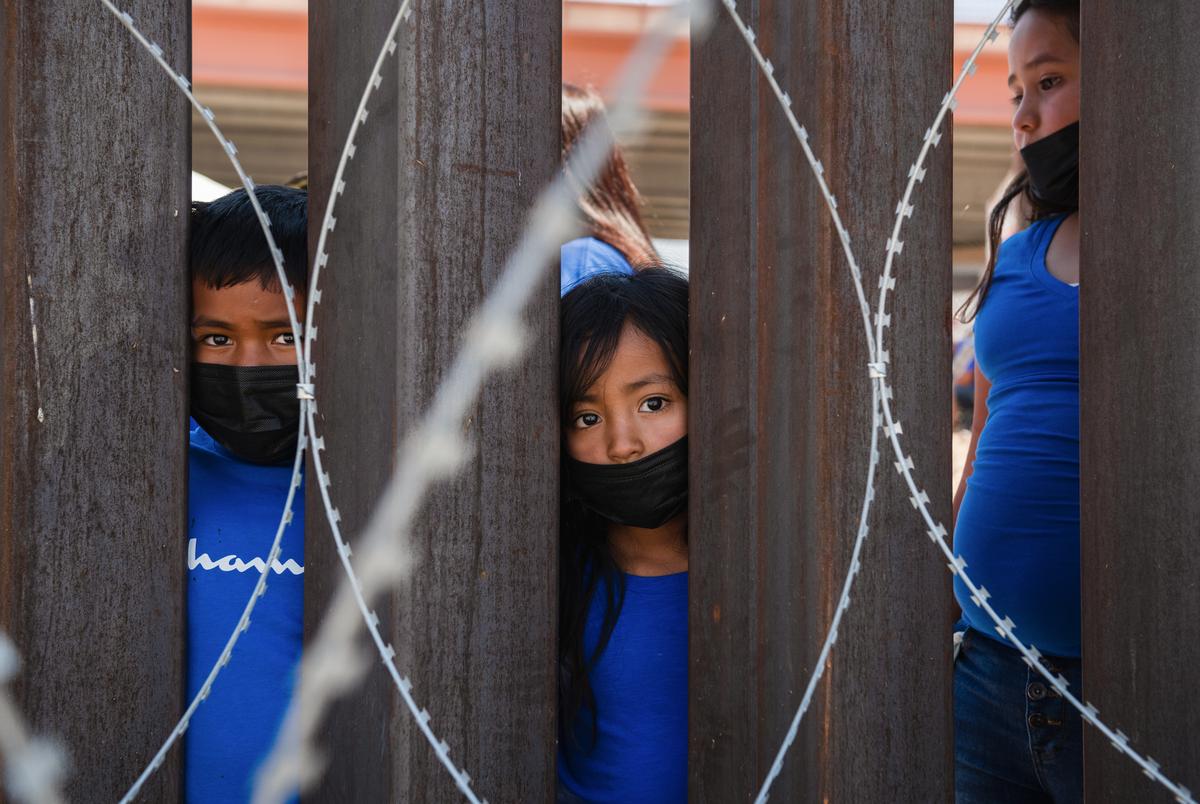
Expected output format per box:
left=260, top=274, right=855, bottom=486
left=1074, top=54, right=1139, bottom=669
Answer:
left=556, top=268, right=688, bottom=804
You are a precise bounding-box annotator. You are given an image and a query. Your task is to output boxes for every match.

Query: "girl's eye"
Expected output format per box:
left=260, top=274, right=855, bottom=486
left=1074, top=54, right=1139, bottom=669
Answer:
left=1010, top=93, right=1023, bottom=107
left=201, top=334, right=231, bottom=347
left=1039, top=76, right=1061, bottom=91
left=640, top=396, right=667, bottom=413
left=272, top=332, right=296, bottom=346
left=573, top=412, right=600, bottom=429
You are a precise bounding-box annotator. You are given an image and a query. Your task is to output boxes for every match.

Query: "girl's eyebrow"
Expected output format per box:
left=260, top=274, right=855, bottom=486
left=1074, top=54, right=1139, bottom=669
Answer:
left=623, top=373, right=674, bottom=392
left=1008, top=53, right=1066, bottom=87
left=573, top=373, right=675, bottom=404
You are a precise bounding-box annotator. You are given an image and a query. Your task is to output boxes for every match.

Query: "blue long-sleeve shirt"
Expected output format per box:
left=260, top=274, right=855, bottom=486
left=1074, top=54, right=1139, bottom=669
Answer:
left=558, top=571, right=687, bottom=803
left=185, top=423, right=304, bottom=802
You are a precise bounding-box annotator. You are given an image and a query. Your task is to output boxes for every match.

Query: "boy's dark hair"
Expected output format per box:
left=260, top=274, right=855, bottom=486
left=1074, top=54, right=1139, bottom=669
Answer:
left=190, top=185, right=308, bottom=292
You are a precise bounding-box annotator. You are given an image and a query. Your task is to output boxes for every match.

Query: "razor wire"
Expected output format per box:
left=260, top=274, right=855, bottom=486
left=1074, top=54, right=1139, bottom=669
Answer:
left=94, top=3, right=310, bottom=802
left=252, top=2, right=703, bottom=801
left=0, top=634, right=65, bottom=804
left=867, top=2, right=1196, bottom=802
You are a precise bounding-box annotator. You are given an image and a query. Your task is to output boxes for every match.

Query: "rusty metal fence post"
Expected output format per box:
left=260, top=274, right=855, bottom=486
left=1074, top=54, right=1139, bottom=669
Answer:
left=0, top=3, right=190, bottom=801
left=689, top=2, right=954, bottom=800
left=305, top=1, right=560, bottom=799
left=1080, top=2, right=1200, bottom=800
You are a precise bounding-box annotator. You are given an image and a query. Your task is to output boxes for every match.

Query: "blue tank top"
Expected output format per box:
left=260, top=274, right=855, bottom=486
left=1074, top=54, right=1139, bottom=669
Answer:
left=558, top=571, right=687, bottom=803
left=954, top=214, right=1080, bottom=657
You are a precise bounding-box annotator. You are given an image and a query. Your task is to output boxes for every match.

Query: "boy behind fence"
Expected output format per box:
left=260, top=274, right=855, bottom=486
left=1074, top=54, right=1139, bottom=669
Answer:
left=186, top=186, right=307, bottom=802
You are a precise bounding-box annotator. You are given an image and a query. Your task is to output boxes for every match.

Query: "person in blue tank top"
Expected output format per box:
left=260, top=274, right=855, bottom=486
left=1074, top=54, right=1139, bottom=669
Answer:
left=186, top=186, right=308, bottom=803
left=557, top=269, right=689, bottom=803
left=952, top=2, right=1083, bottom=802
left=559, top=84, right=659, bottom=295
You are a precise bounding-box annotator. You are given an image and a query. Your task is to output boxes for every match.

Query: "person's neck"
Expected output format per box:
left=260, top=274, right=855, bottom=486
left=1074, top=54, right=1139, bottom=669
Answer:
left=608, top=513, right=688, bottom=576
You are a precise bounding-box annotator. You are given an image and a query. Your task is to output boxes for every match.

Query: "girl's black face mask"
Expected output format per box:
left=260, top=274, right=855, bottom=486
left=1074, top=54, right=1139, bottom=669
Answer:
left=1020, top=121, right=1079, bottom=211
left=191, top=363, right=300, bottom=466
left=565, top=436, right=687, bottom=529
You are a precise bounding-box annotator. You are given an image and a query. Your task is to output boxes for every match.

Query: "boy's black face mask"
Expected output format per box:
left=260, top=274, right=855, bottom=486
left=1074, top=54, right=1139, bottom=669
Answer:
left=1020, top=121, right=1079, bottom=211
left=191, top=363, right=301, bottom=466
left=565, top=436, right=688, bottom=529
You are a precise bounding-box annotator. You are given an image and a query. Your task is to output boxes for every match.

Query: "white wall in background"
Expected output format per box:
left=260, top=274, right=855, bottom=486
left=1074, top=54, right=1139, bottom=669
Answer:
left=955, top=0, right=1011, bottom=23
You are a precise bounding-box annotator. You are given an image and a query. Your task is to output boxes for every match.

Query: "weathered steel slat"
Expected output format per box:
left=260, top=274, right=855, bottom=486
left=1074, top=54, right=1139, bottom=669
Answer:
left=1080, top=2, right=1200, bottom=800
left=689, top=2, right=954, bottom=800
left=305, top=1, right=559, bottom=799
left=0, top=2, right=190, bottom=800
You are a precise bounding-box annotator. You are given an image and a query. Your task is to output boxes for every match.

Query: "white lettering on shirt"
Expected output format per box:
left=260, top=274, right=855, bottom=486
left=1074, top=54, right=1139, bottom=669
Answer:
left=188, top=538, right=304, bottom=576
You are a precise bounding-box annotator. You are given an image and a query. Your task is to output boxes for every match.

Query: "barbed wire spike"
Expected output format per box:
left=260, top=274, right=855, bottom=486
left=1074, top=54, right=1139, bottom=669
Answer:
left=6, top=739, right=68, bottom=804
left=0, top=634, right=68, bottom=804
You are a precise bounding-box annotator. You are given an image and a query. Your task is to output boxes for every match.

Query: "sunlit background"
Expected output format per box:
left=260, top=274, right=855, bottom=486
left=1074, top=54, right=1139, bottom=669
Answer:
left=193, top=0, right=1016, bottom=282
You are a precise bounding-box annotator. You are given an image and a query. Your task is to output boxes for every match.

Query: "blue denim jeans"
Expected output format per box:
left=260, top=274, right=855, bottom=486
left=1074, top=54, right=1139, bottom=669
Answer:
left=955, top=624, right=1083, bottom=803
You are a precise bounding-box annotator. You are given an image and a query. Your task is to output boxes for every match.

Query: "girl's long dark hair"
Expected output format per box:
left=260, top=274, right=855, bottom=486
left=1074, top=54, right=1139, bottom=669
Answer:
left=957, top=0, right=1080, bottom=322
left=562, top=83, right=659, bottom=267
left=558, top=267, right=689, bottom=748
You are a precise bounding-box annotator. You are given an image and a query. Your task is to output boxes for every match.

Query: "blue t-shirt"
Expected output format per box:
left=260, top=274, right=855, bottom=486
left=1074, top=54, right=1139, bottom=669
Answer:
left=954, top=214, right=1079, bottom=657
left=186, top=423, right=304, bottom=802
left=558, top=571, right=687, bottom=803
left=561, top=237, right=634, bottom=296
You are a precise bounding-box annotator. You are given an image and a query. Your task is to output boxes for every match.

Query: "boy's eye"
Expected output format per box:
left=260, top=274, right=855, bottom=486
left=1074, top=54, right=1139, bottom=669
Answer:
left=1039, top=76, right=1061, bottom=91
left=272, top=332, right=296, bottom=346
left=201, top=334, right=231, bottom=347
left=639, top=396, right=667, bottom=413
left=1010, top=93, right=1023, bottom=107
left=573, top=412, right=600, bottom=429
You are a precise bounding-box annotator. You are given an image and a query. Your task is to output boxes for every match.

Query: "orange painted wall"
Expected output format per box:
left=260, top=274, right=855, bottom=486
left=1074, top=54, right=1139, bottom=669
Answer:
left=563, top=30, right=690, bottom=112
left=953, top=25, right=1013, bottom=127
left=193, top=5, right=306, bottom=90
left=193, top=3, right=1013, bottom=125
